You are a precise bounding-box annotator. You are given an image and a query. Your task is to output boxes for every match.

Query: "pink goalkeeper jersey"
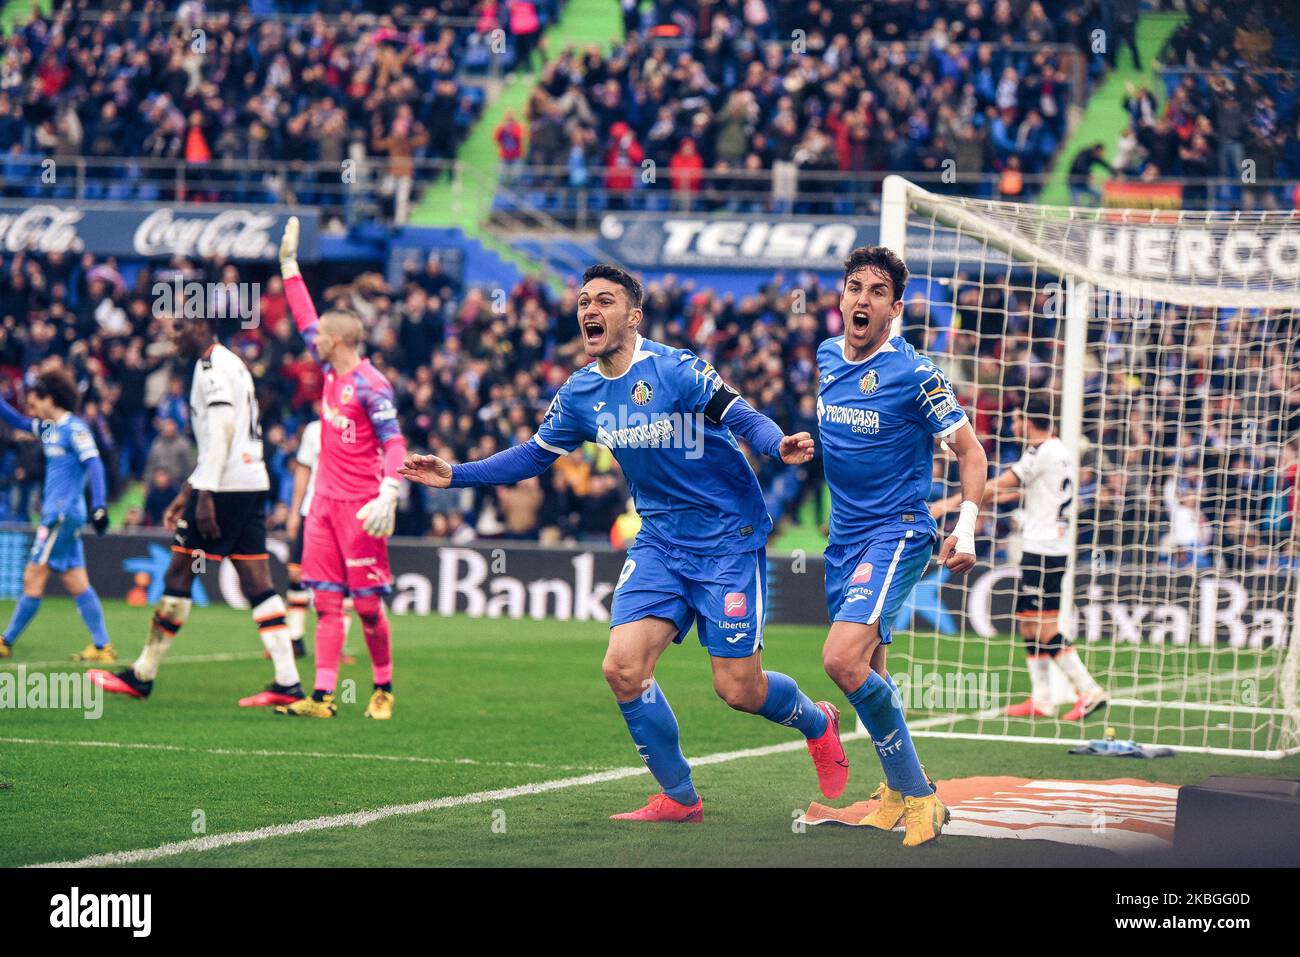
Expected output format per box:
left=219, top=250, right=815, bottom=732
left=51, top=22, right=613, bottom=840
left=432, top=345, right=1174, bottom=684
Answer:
left=285, top=274, right=406, bottom=503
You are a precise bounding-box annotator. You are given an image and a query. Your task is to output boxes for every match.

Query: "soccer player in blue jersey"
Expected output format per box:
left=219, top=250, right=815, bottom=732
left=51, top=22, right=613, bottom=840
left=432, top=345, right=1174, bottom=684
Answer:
left=817, top=246, right=987, bottom=846
left=401, top=264, right=850, bottom=822
left=0, top=369, right=114, bottom=661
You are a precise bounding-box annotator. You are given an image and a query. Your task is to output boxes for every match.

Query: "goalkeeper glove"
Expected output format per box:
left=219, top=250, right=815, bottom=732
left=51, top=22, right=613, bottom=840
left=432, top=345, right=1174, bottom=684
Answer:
left=91, top=507, right=109, bottom=536
left=279, top=215, right=301, bottom=280
left=356, top=478, right=400, bottom=538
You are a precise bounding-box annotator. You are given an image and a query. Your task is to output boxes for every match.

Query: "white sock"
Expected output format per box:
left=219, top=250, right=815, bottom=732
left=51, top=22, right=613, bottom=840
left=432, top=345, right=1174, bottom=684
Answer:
left=286, top=588, right=311, bottom=641
left=1056, top=647, right=1101, bottom=695
left=253, top=594, right=301, bottom=687
left=135, top=595, right=192, bottom=681
left=1026, top=655, right=1053, bottom=710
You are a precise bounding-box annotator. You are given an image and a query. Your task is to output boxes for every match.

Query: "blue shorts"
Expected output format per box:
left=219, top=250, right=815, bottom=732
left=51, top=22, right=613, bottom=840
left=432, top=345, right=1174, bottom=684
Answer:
left=29, top=519, right=86, bottom=573
left=610, top=538, right=766, bottom=659
left=824, top=527, right=934, bottom=644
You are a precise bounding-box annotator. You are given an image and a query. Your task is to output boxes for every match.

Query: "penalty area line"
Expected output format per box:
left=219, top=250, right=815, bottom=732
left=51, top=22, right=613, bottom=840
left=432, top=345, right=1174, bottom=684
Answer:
left=0, top=736, right=607, bottom=772
left=29, top=731, right=867, bottom=868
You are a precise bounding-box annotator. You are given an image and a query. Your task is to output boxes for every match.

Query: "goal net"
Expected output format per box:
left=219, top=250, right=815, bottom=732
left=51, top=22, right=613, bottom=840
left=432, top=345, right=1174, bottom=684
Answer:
left=879, top=175, right=1300, bottom=758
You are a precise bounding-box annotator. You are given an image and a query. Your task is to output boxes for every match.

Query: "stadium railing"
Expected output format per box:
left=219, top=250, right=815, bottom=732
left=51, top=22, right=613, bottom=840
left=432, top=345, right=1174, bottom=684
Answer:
left=7, top=157, right=1293, bottom=228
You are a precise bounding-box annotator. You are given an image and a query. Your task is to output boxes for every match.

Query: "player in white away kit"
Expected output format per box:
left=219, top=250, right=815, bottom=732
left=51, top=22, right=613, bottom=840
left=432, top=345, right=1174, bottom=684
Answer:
left=932, top=396, right=1106, bottom=721
left=91, top=314, right=305, bottom=706
left=284, top=418, right=356, bottom=661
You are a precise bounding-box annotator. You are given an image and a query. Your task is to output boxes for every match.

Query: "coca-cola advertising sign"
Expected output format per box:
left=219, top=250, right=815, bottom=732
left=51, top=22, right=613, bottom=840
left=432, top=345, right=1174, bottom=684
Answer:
left=0, top=203, right=318, bottom=261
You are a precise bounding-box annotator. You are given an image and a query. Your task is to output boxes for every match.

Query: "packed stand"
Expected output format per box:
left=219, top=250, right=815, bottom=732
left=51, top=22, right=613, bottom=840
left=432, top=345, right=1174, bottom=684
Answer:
left=1093, top=0, right=1300, bottom=210
left=0, top=0, right=565, bottom=224
left=504, top=0, right=1100, bottom=218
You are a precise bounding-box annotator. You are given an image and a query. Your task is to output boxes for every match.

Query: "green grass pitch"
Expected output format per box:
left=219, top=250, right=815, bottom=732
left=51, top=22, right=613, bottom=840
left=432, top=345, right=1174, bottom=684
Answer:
left=2, top=598, right=1297, bottom=868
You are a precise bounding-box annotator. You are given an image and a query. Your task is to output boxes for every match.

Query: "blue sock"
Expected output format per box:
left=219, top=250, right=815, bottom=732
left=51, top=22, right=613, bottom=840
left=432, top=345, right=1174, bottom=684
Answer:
left=618, top=682, right=697, bottom=805
left=846, top=671, right=933, bottom=797
left=757, top=671, right=828, bottom=739
left=74, top=588, right=110, bottom=648
left=3, top=595, right=41, bottom=645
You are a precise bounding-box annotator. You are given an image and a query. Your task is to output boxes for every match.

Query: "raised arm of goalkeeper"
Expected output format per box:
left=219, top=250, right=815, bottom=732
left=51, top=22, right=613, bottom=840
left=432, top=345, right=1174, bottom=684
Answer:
left=278, top=215, right=322, bottom=359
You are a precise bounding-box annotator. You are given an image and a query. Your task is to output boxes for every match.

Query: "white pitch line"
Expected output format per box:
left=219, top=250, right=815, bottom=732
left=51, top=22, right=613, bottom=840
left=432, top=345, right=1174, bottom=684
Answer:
left=0, top=736, right=604, bottom=772
left=0, top=650, right=266, bottom=670
left=29, top=731, right=868, bottom=869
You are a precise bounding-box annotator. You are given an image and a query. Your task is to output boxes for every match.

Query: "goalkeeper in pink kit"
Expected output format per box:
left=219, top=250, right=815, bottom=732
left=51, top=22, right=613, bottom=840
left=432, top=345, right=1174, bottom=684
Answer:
left=275, top=217, right=407, bottom=720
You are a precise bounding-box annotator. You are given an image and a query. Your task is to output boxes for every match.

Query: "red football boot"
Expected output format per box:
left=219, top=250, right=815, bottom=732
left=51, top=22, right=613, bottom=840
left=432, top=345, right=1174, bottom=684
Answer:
left=806, top=701, right=850, bottom=799
left=1003, top=697, right=1051, bottom=718
left=239, top=683, right=306, bottom=707
left=610, top=793, right=704, bottom=823
left=88, top=668, right=151, bottom=699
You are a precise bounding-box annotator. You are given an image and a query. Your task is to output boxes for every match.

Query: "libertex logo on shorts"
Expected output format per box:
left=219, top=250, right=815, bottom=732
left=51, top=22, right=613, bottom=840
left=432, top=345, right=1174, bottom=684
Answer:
left=852, top=563, right=873, bottom=584
left=724, top=592, right=747, bottom=617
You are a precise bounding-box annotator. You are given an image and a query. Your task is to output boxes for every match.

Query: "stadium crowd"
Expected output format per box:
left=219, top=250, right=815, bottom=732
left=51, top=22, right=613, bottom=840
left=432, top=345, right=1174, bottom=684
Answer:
left=907, top=274, right=1300, bottom=571
left=509, top=0, right=1092, bottom=213
left=3, top=242, right=1299, bottom=572
left=0, top=0, right=564, bottom=223
left=1089, top=0, right=1300, bottom=209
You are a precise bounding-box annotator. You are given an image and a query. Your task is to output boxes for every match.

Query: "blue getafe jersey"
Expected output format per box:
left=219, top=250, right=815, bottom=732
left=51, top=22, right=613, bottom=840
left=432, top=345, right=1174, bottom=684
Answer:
left=536, top=336, right=772, bottom=554
left=817, top=335, right=967, bottom=546
left=33, top=413, right=101, bottom=524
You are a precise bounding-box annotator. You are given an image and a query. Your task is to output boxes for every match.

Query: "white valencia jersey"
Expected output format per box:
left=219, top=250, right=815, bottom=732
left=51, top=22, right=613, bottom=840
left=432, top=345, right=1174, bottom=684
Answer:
left=188, top=343, right=269, bottom=492
left=1009, top=436, right=1073, bottom=557
left=295, top=420, right=321, bottom=517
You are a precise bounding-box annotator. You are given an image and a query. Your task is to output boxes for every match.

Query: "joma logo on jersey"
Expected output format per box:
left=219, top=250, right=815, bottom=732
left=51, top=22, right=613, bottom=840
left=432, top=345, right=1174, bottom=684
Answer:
left=820, top=404, right=880, bottom=434
left=630, top=380, right=654, bottom=406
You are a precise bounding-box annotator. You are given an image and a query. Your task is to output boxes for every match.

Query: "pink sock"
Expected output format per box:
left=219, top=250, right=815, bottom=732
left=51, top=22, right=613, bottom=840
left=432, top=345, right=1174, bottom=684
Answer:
left=312, top=590, right=346, bottom=693
left=354, top=594, right=393, bottom=686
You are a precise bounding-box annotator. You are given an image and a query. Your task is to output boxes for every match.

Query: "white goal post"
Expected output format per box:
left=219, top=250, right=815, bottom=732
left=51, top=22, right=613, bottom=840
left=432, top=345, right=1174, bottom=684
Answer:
left=877, top=174, right=1300, bottom=758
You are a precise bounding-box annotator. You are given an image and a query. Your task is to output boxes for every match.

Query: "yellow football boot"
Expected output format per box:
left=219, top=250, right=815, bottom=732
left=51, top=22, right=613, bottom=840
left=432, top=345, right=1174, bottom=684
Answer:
left=859, top=767, right=936, bottom=830
left=276, top=693, right=337, bottom=718
left=902, top=792, right=950, bottom=847
left=364, top=689, right=394, bottom=720
left=0, top=640, right=11, bottom=659
left=72, top=643, right=116, bottom=663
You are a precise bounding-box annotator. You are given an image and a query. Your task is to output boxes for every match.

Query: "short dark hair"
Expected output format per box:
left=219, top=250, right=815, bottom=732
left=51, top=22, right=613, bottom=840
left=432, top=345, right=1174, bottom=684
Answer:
left=582, top=263, right=643, bottom=310
left=33, top=369, right=79, bottom=414
left=1021, top=394, right=1054, bottom=430
left=843, top=246, right=909, bottom=301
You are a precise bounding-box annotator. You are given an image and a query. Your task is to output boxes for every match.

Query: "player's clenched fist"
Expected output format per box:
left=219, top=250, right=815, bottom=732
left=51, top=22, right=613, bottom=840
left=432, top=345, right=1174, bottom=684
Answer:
left=779, top=431, right=815, bottom=465
left=937, top=533, right=977, bottom=574
left=399, top=453, right=453, bottom=489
